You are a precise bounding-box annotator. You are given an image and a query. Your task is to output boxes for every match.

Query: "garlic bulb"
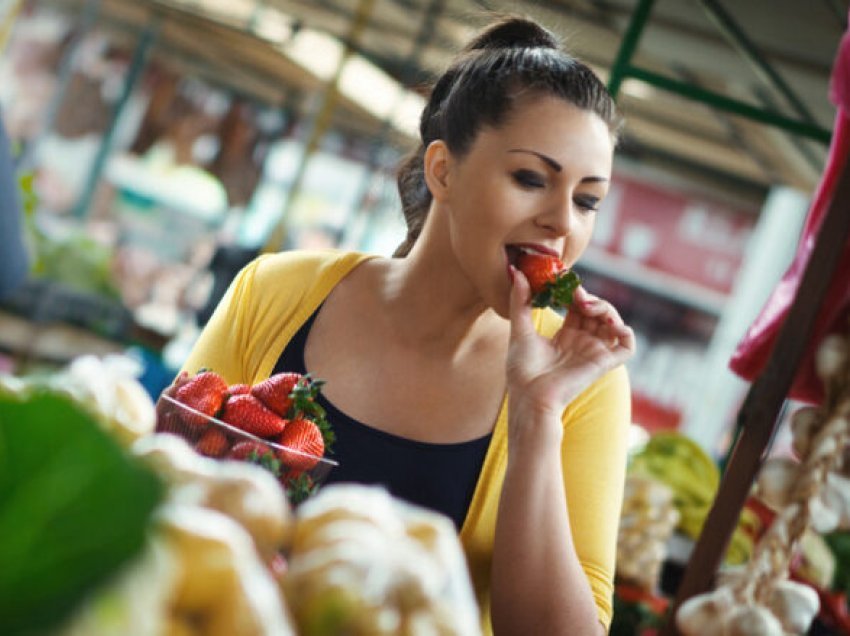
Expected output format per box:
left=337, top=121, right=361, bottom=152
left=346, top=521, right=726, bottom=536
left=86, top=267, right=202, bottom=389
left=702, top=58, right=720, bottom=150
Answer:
left=722, top=604, right=784, bottom=636
left=756, top=458, right=799, bottom=511
left=809, top=493, right=840, bottom=534
left=767, top=579, right=820, bottom=635
left=815, top=334, right=849, bottom=382
left=675, top=587, right=733, bottom=636
left=822, top=472, right=850, bottom=530
left=790, top=406, right=823, bottom=460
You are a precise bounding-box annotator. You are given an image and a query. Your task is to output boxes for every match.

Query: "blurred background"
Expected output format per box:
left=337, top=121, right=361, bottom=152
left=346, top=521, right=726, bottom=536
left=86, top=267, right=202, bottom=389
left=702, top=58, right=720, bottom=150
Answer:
left=0, top=0, right=846, bottom=460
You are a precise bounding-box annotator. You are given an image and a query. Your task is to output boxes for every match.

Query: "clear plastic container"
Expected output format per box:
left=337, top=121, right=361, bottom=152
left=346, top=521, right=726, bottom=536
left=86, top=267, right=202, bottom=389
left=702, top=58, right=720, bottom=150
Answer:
left=157, top=393, right=338, bottom=504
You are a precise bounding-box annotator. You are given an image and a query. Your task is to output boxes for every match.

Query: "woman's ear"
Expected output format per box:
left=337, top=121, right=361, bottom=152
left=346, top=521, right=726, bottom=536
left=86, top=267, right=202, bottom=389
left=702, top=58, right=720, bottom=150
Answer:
left=423, top=140, right=452, bottom=202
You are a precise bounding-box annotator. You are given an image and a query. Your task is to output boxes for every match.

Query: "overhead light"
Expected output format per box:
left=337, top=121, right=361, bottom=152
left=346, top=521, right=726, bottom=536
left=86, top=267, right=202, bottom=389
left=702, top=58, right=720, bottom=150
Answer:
left=621, top=78, right=657, bottom=100
left=251, top=8, right=293, bottom=44
left=281, top=28, right=343, bottom=81
left=338, top=56, right=423, bottom=139
left=389, top=90, right=424, bottom=139
left=279, top=28, right=423, bottom=139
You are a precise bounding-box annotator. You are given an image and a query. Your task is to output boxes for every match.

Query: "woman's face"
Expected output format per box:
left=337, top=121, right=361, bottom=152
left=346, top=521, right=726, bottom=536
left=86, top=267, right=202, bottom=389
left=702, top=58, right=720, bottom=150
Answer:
left=439, top=94, right=614, bottom=317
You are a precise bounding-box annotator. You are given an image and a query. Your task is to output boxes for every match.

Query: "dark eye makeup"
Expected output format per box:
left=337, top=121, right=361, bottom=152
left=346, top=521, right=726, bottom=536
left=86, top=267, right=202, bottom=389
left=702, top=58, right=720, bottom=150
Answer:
left=511, top=169, right=545, bottom=188
left=574, top=194, right=601, bottom=212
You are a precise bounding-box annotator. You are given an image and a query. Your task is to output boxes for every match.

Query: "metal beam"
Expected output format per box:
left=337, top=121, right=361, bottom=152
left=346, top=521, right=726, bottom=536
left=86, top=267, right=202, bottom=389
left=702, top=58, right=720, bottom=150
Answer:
left=697, top=0, right=819, bottom=128
left=261, top=0, right=376, bottom=253
left=607, top=0, right=656, bottom=99
left=625, top=66, right=832, bottom=144
left=72, top=17, right=159, bottom=218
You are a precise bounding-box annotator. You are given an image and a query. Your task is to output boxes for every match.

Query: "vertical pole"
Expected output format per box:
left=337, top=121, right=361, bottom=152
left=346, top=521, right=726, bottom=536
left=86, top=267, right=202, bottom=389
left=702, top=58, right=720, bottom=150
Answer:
left=72, top=17, right=158, bottom=219
left=660, top=146, right=850, bottom=635
left=607, top=0, right=656, bottom=99
left=261, top=0, right=375, bottom=254
left=340, top=0, right=445, bottom=252
left=0, top=0, right=24, bottom=54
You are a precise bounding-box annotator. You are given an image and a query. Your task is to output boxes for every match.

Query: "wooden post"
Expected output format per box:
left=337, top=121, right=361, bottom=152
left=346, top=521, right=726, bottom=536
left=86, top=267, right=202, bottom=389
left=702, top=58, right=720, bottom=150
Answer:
left=660, top=143, right=850, bottom=634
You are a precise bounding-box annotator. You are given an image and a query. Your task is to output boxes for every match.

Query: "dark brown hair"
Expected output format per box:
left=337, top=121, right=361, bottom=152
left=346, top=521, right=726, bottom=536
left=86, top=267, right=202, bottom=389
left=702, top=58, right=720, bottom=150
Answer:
left=393, top=15, right=622, bottom=257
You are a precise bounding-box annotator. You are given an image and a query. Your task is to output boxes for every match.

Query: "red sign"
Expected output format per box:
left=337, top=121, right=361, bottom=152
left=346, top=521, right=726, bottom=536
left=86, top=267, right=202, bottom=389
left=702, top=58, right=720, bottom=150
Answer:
left=592, top=175, right=756, bottom=295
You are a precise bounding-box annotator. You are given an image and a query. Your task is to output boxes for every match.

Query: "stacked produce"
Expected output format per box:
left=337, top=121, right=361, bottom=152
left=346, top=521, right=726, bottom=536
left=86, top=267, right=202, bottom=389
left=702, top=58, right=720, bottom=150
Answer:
left=627, top=431, right=759, bottom=564
left=284, top=484, right=482, bottom=636
left=676, top=327, right=850, bottom=635
left=0, top=353, right=158, bottom=447
left=616, top=475, right=680, bottom=592
left=1, top=356, right=483, bottom=636
left=157, top=370, right=336, bottom=503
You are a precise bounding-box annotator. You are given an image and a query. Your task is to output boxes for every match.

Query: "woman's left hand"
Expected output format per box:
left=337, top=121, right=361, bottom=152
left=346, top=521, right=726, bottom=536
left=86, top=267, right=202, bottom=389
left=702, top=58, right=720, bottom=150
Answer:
left=506, top=266, right=636, bottom=425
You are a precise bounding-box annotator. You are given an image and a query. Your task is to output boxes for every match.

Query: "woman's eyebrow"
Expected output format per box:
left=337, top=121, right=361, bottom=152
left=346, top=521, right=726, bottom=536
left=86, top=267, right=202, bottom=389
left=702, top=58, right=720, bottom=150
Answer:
left=508, top=148, right=609, bottom=184
left=508, top=148, right=562, bottom=172
left=581, top=176, right=609, bottom=184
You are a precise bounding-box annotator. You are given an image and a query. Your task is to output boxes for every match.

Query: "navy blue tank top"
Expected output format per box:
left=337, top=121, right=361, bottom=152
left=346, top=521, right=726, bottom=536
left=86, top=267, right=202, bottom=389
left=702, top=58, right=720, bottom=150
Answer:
left=273, top=306, right=492, bottom=530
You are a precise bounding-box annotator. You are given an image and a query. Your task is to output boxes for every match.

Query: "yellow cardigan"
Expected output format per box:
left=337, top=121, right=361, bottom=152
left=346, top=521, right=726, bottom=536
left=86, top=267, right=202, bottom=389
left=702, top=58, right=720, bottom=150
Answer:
left=181, top=249, right=631, bottom=633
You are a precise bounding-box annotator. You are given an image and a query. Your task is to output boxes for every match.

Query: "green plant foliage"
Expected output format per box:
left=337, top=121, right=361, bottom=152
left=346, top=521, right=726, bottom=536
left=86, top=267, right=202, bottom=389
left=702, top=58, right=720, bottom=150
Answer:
left=0, top=390, right=164, bottom=635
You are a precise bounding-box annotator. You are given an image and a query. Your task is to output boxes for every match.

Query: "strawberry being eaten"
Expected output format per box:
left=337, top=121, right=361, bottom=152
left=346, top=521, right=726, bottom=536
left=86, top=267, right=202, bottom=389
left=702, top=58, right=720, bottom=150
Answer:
left=514, top=249, right=581, bottom=310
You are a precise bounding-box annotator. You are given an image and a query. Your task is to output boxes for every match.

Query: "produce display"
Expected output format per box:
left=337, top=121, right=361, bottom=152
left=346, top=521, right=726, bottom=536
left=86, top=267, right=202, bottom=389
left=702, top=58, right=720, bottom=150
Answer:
left=0, top=370, right=163, bottom=635
left=285, top=484, right=482, bottom=636
left=616, top=474, right=679, bottom=593
left=513, top=248, right=581, bottom=310
left=627, top=431, right=759, bottom=565
left=0, top=355, right=483, bottom=636
left=157, top=370, right=337, bottom=504
left=676, top=327, right=850, bottom=635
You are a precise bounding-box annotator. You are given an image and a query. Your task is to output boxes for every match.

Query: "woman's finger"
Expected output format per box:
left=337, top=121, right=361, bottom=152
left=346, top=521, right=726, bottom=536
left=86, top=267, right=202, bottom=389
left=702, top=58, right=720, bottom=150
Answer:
left=509, top=265, right=536, bottom=342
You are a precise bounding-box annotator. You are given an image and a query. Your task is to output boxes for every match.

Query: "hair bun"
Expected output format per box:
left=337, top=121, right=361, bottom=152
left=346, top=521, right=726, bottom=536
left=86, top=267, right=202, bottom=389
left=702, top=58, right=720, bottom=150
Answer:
left=463, top=15, right=559, bottom=52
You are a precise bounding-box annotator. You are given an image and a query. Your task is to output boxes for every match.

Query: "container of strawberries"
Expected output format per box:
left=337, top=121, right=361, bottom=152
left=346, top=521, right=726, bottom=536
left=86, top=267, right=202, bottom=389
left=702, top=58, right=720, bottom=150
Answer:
left=155, top=370, right=337, bottom=504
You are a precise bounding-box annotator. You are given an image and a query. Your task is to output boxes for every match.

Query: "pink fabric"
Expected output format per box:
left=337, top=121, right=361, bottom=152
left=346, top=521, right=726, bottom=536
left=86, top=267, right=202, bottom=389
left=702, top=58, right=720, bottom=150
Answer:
left=729, top=17, right=850, bottom=404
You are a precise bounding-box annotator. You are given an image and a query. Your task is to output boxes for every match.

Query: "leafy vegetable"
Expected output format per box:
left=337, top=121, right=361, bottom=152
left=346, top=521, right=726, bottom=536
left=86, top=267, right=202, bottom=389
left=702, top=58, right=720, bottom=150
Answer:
left=0, top=390, right=163, bottom=635
left=826, top=530, right=850, bottom=596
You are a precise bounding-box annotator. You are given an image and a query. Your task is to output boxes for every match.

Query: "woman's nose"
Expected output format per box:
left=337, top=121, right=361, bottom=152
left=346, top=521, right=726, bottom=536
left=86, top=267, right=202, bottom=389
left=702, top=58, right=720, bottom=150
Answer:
left=535, top=197, right=572, bottom=236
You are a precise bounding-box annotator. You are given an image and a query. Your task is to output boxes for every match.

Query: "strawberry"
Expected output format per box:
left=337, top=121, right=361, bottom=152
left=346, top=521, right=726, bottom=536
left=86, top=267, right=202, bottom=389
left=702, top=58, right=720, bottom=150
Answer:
left=220, top=394, right=287, bottom=438
left=281, top=471, right=316, bottom=505
left=250, top=372, right=303, bottom=417
left=515, top=252, right=581, bottom=310
left=195, top=428, right=230, bottom=458
left=229, top=439, right=274, bottom=461
left=173, top=371, right=228, bottom=428
left=156, top=411, right=178, bottom=434
left=277, top=417, right=324, bottom=472
left=227, top=383, right=251, bottom=396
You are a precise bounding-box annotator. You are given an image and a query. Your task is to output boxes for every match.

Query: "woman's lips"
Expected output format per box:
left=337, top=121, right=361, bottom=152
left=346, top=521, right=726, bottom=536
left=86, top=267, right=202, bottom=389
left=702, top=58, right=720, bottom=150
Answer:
left=506, top=243, right=560, bottom=258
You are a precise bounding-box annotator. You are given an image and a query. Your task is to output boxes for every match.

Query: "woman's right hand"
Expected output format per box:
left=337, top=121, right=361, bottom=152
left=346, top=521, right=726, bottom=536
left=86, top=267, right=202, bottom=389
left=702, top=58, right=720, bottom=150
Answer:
left=505, top=266, right=635, bottom=440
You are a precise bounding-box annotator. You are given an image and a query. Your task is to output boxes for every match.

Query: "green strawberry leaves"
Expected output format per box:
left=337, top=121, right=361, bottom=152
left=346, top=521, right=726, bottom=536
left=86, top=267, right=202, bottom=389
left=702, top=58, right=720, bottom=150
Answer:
left=288, top=374, right=335, bottom=453
left=531, top=269, right=581, bottom=310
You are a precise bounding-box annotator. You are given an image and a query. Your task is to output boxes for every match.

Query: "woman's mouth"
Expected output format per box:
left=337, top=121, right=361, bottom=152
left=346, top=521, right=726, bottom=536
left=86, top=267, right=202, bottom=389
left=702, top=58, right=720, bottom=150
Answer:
left=504, top=243, right=559, bottom=267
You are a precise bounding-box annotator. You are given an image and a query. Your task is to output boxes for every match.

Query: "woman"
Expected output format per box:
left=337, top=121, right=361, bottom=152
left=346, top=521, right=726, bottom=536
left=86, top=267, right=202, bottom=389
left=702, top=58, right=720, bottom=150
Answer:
left=174, top=15, right=635, bottom=635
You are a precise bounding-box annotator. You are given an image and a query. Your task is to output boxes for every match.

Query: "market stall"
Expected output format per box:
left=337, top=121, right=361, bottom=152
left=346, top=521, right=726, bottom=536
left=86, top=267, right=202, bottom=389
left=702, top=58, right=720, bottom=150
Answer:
left=2, top=1, right=849, bottom=635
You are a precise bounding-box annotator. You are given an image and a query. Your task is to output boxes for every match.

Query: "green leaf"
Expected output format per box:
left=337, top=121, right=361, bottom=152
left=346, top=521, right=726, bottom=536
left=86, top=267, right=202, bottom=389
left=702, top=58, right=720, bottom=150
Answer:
left=0, top=390, right=164, bottom=635
left=531, top=270, right=581, bottom=311
left=284, top=472, right=317, bottom=505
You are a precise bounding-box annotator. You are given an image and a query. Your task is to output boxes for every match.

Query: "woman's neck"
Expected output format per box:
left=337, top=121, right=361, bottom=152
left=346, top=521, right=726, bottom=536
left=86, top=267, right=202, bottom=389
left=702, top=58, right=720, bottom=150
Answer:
left=376, top=236, right=508, bottom=357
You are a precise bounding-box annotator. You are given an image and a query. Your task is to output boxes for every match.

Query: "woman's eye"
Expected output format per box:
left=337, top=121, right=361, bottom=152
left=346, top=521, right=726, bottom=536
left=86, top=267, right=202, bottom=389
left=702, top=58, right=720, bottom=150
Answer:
left=575, top=195, right=600, bottom=213
left=512, top=170, right=545, bottom=188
